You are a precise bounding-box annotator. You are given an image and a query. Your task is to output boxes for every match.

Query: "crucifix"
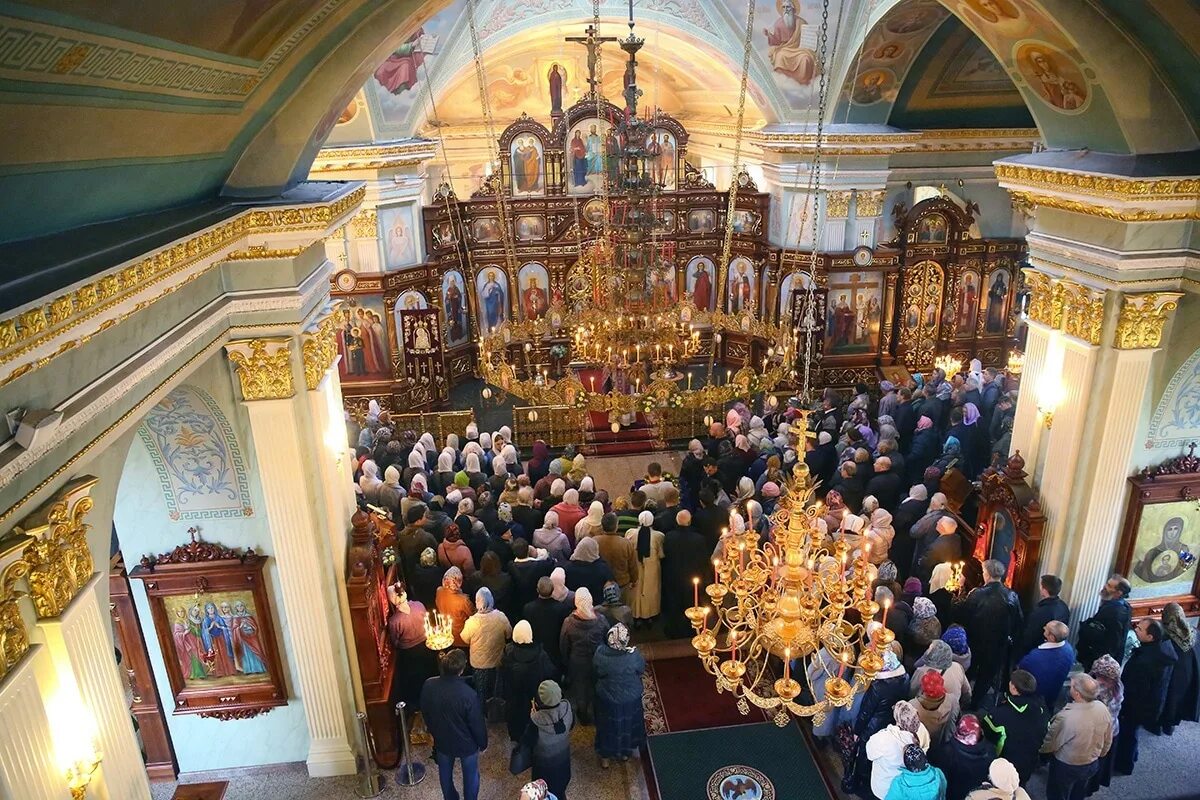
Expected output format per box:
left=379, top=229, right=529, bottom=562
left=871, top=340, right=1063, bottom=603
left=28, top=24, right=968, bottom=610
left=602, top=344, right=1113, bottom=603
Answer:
left=566, top=24, right=619, bottom=95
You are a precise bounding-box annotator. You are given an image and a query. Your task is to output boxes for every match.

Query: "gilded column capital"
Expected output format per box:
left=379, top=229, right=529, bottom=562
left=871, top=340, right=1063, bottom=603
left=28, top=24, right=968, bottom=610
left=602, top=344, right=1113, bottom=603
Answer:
left=225, top=338, right=296, bottom=400
left=1058, top=279, right=1106, bottom=346
left=13, top=476, right=98, bottom=619
left=0, top=556, right=32, bottom=680
left=855, top=189, right=886, bottom=218
left=825, top=191, right=851, bottom=218
left=349, top=208, right=378, bottom=239
left=1022, top=268, right=1056, bottom=327
left=301, top=306, right=341, bottom=391
left=1114, top=292, right=1184, bottom=350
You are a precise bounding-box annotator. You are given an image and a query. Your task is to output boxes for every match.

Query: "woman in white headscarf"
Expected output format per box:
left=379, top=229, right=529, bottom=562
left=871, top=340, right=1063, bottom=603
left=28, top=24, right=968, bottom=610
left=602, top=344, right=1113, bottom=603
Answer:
left=865, top=508, right=895, bottom=564
left=436, top=449, right=456, bottom=495
left=418, top=432, right=437, bottom=470
left=625, top=510, right=664, bottom=625
left=499, top=424, right=515, bottom=449
left=403, top=446, right=426, bottom=486
left=558, top=586, right=610, bottom=724
left=575, top=500, right=605, bottom=540
left=479, top=432, right=494, bottom=471
left=359, top=460, right=383, bottom=505
left=462, top=451, right=486, bottom=489
left=533, top=512, right=572, bottom=566
left=501, top=443, right=520, bottom=475
left=747, top=415, right=769, bottom=450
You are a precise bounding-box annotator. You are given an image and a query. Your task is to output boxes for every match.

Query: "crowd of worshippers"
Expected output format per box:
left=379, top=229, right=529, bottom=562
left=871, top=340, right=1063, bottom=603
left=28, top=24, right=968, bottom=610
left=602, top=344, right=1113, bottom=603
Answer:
left=345, top=367, right=1200, bottom=800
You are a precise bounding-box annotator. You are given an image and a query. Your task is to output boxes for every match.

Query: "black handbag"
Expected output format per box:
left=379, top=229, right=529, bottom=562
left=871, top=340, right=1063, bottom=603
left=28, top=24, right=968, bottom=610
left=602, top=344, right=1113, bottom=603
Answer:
left=508, top=738, right=533, bottom=775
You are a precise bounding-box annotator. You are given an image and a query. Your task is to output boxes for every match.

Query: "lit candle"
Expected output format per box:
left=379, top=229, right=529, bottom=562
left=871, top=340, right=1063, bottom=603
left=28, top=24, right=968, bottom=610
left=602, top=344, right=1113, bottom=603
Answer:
left=726, top=368, right=732, bottom=383
left=657, top=344, right=662, bottom=360
left=687, top=372, right=693, bottom=390
left=882, top=598, right=891, bottom=628
left=739, top=541, right=746, bottom=570
left=837, top=650, right=849, bottom=680
left=784, top=647, right=791, bottom=683
left=713, top=558, right=721, bottom=583
left=730, top=630, right=739, bottom=663
left=693, top=576, right=700, bottom=607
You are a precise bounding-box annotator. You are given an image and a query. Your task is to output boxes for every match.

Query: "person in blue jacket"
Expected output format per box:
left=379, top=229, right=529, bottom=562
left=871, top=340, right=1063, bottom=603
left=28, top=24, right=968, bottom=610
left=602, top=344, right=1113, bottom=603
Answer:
left=1017, top=620, right=1076, bottom=710
left=420, top=649, right=488, bottom=800
left=885, top=743, right=947, bottom=800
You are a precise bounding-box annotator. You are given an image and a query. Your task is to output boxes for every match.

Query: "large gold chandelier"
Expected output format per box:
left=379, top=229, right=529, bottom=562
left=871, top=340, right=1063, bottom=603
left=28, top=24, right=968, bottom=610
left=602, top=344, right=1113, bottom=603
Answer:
left=689, top=455, right=888, bottom=726
left=470, top=0, right=797, bottom=417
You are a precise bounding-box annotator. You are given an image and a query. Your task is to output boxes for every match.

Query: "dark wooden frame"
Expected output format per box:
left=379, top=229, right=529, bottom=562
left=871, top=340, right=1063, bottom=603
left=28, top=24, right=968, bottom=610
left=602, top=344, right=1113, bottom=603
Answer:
left=129, top=537, right=287, bottom=720
left=1117, top=445, right=1200, bottom=616
left=972, top=453, right=1046, bottom=608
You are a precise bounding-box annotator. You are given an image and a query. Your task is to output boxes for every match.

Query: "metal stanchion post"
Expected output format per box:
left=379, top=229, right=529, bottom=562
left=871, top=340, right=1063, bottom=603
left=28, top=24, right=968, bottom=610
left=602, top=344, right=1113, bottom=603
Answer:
left=355, top=711, right=383, bottom=798
left=395, top=701, right=427, bottom=786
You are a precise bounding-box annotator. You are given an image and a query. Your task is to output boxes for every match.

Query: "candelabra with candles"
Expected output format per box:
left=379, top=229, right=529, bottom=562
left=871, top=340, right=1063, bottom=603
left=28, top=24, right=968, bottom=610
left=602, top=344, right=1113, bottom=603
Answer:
left=934, top=354, right=963, bottom=378
left=688, top=460, right=886, bottom=726
left=424, top=611, right=454, bottom=652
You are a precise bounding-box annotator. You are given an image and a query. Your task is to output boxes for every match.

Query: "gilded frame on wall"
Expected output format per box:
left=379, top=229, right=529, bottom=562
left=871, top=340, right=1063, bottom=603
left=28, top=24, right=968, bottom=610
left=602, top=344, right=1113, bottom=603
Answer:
left=1117, top=445, right=1200, bottom=616
left=130, top=534, right=287, bottom=720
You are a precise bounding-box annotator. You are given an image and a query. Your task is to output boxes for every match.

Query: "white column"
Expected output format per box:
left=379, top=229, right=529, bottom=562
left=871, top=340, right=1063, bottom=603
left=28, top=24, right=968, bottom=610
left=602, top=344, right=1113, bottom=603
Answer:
left=1009, top=319, right=1052, bottom=464
left=39, top=576, right=150, bottom=800
left=1036, top=335, right=1100, bottom=574
left=0, top=649, right=63, bottom=800
left=1061, top=347, right=1157, bottom=624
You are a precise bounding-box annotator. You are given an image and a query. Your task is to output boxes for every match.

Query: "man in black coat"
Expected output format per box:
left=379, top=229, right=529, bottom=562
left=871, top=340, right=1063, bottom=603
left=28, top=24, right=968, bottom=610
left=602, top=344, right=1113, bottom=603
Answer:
left=508, top=538, right=554, bottom=612
left=914, top=513, right=961, bottom=590
left=890, top=487, right=929, bottom=582
left=662, top=510, right=710, bottom=638
left=653, top=485, right=682, bottom=533
left=894, top=387, right=917, bottom=453
left=805, top=431, right=838, bottom=494
left=982, top=669, right=1049, bottom=783
left=1077, top=574, right=1132, bottom=670
left=957, top=558, right=1024, bottom=707
left=1115, top=618, right=1178, bottom=775
left=693, top=488, right=730, bottom=554
left=1014, top=574, right=1071, bottom=662
left=421, top=649, right=487, bottom=800
left=523, top=577, right=573, bottom=670
left=865, top=456, right=904, bottom=512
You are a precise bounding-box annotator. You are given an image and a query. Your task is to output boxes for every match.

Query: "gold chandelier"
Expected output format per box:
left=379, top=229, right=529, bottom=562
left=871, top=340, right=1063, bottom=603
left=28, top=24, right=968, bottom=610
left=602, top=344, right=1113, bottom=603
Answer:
left=688, top=453, right=888, bottom=726
left=469, top=0, right=797, bottom=417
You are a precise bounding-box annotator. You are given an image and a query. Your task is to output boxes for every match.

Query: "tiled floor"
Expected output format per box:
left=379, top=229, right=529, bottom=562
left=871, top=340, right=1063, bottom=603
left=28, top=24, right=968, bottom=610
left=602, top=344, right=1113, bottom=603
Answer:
left=155, top=721, right=650, bottom=800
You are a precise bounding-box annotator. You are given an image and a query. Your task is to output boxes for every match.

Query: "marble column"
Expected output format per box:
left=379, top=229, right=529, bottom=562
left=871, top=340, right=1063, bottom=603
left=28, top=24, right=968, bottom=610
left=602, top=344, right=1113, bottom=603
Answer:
left=1008, top=318, right=1052, bottom=464
left=225, top=338, right=357, bottom=777
left=1059, top=293, right=1183, bottom=624
left=39, top=576, right=151, bottom=800
left=0, top=649, right=62, bottom=800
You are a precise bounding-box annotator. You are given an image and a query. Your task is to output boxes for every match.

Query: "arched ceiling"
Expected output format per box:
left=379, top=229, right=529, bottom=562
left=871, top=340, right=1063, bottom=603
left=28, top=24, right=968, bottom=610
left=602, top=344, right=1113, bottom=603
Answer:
left=0, top=0, right=1197, bottom=248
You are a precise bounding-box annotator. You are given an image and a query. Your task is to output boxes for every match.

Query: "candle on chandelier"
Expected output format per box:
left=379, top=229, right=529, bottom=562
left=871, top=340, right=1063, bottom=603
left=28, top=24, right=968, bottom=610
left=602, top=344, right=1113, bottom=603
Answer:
left=687, top=372, right=693, bottom=389
left=784, top=647, right=791, bottom=683
left=636, top=343, right=641, bottom=361
left=730, top=629, right=739, bottom=663
left=739, top=541, right=746, bottom=570
left=882, top=597, right=892, bottom=628
left=837, top=650, right=849, bottom=680
left=713, top=558, right=721, bottom=583
left=693, top=576, right=699, bottom=607
left=656, top=344, right=662, bottom=361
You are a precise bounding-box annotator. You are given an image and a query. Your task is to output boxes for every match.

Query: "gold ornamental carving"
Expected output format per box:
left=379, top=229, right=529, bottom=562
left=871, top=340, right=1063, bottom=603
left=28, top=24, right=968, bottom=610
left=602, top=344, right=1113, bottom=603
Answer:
left=825, top=191, right=851, bottom=218
left=856, top=190, right=886, bottom=218
left=0, top=557, right=32, bottom=681
left=1113, top=292, right=1184, bottom=350
left=1006, top=190, right=1199, bottom=222
left=995, top=163, right=1200, bottom=202
left=301, top=310, right=340, bottom=390
left=1057, top=280, right=1106, bottom=345
left=1022, top=269, right=1055, bottom=327
left=0, top=185, right=365, bottom=389
left=226, top=338, right=296, bottom=400
left=225, top=245, right=308, bottom=261
left=898, top=260, right=945, bottom=370
left=14, top=477, right=99, bottom=619
left=350, top=208, right=379, bottom=238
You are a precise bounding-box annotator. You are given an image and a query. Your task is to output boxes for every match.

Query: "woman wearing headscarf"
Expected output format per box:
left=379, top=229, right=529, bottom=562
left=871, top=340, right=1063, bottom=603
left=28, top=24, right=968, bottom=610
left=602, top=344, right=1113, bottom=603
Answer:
left=527, top=440, right=552, bottom=485
left=549, top=567, right=574, bottom=608
left=401, top=445, right=426, bottom=487
left=1084, top=654, right=1123, bottom=797
left=469, top=550, right=515, bottom=622
left=597, top=581, right=633, bottom=629
left=461, top=587, right=512, bottom=704
left=359, top=460, right=384, bottom=505
left=966, top=759, right=1030, bottom=800
left=477, top=431, right=494, bottom=470
left=865, top=508, right=896, bottom=565
left=887, top=744, right=947, bottom=800
left=527, top=679, right=574, bottom=800
left=906, top=416, right=941, bottom=486
left=567, top=453, right=588, bottom=486
left=387, top=583, right=438, bottom=711
left=574, top=501, right=605, bottom=541
left=907, top=597, right=943, bottom=664
left=911, top=640, right=972, bottom=712
left=533, top=511, right=573, bottom=566
left=865, top=701, right=932, bottom=800
left=377, top=465, right=405, bottom=519
left=576, top=476, right=596, bottom=508
left=520, top=778, right=556, bottom=800
left=502, top=443, right=521, bottom=477
left=501, top=621, right=558, bottom=742
left=821, top=490, right=849, bottom=535
left=558, top=587, right=611, bottom=725
left=565, top=537, right=614, bottom=600
left=437, top=522, right=476, bottom=575
left=408, top=547, right=445, bottom=608
left=624, top=510, right=664, bottom=627
left=435, top=449, right=457, bottom=496
left=400, top=474, right=431, bottom=519
left=592, top=623, right=645, bottom=767
left=680, top=439, right=707, bottom=509
left=1157, top=601, right=1200, bottom=735
left=947, top=402, right=988, bottom=479
left=534, top=461, right=565, bottom=505
left=551, top=489, right=585, bottom=548
left=925, top=437, right=963, bottom=496
left=461, top=451, right=487, bottom=490
left=890, top=485, right=929, bottom=581
left=489, top=457, right=511, bottom=496
left=435, top=566, right=474, bottom=647
left=927, top=562, right=956, bottom=630
left=852, top=648, right=910, bottom=761
left=747, top=415, right=770, bottom=450
left=929, top=714, right=992, bottom=800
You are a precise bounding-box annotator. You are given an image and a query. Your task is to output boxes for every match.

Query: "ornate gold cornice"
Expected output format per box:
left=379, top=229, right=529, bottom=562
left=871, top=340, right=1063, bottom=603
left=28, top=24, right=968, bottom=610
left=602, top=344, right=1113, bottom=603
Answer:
left=1023, top=269, right=1055, bottom=326
left=12, top=477, right=98, bottom=620
left=1114, top=292, right=1184, bottom=349
left=1058, top=280, right=1106, bottom=346
left=349, top=208, right=379, bottom=239
left=1007, top=190, right=1199, bottom=222
left=224, top=245, right=309, bottom=261
left=995, top=164, right=1200, bottom=202
left=0, top=186, right=365, bottom=389
left=226, top=338, right=295, bottom=400
left=825, top=191, right=851, bottom=218
left=856, top=189, right=886, bottom=218
left=301, top=306, right=341, bottom=390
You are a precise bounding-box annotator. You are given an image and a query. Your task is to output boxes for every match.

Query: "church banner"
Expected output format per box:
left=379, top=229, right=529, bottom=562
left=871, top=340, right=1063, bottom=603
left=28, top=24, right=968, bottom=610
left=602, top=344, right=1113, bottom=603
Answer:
left=397, top=308, right=448, bottom=408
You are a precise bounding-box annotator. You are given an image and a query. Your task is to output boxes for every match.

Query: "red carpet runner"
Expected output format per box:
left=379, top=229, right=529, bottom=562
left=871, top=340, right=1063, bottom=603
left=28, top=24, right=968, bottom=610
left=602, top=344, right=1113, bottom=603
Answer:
left=642, top=656, right=768, bottom=734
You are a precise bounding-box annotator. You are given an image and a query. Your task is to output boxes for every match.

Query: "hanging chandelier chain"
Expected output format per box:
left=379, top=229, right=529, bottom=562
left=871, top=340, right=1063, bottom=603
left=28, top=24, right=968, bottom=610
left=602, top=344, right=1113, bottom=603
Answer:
left=715, top=0, right=756, bottom=316
left=465, top=0, right=519, bottom=275
left=801, top=0, right=834, bottom=402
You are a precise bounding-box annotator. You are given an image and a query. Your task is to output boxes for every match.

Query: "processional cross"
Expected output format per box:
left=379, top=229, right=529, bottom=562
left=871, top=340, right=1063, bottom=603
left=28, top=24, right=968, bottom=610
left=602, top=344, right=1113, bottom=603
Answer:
left=566, top=24, right=619, bottom=94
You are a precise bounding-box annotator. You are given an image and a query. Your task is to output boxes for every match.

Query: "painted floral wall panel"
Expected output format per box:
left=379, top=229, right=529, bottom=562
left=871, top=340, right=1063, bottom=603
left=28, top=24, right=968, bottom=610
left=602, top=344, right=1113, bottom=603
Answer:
left=136, top=386, right=253, bottom=520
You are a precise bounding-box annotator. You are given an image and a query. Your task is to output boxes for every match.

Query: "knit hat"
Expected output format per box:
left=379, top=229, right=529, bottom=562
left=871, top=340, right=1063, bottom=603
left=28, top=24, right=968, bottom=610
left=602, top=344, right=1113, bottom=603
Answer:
left=761, top=481, right=780, bottom=498
left=921, top=670, right=946, bottom=700
left=923, top=640, right=953, bottom=671
left=913, top=597, right=937, bottom=620
left=513, top=620, right=533, bottom=645
left=903, top=577, right=923, bottom=595
left=902, top=744, right=927, bottom=772
left=537, top=680, right=562, bottom=707
left=602, top=581, right=622, bottom=605
left=818, top=431, right=833, bottom=445
left=988, top=759, right=1020, bottom=793
left=942, top=625, right=969, bottom=655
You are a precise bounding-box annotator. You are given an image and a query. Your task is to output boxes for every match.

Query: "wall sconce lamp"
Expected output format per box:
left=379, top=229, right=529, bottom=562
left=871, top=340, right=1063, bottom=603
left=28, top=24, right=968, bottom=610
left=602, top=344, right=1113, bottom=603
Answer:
left=65, top=748, right=102, bottom=800
left=1037, top=378, right=1064, bottom=430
